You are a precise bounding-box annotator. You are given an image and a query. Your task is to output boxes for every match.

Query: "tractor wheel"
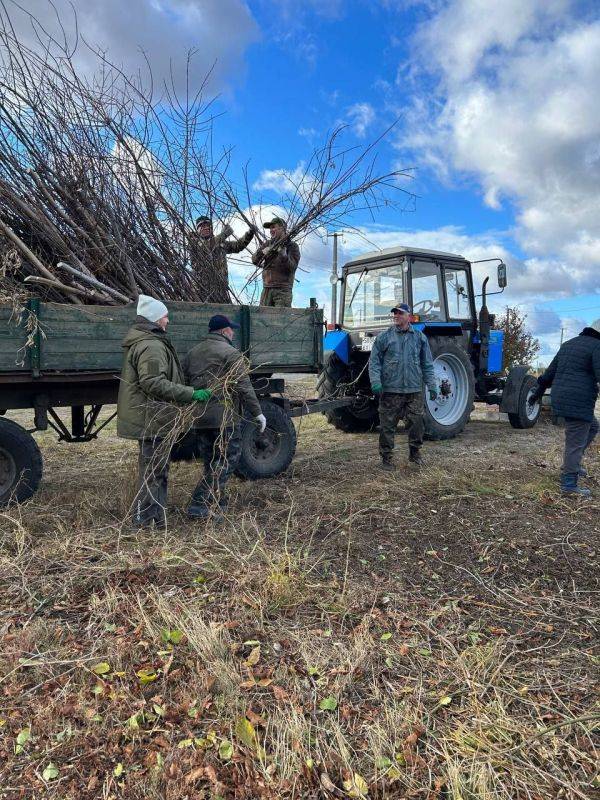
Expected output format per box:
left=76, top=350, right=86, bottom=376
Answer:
left=235, top=399, right=297, bottom=480
left=508, top=374, right=541, bottom=429
left=424, top=338, right=475, bottom=440
left=0, top=418, right=43, bottom=505
left=318, top=353, right=378, bottom=433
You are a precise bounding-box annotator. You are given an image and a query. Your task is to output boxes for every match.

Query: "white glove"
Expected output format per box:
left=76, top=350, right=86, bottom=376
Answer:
left=255, top=413, right=267, bottom=433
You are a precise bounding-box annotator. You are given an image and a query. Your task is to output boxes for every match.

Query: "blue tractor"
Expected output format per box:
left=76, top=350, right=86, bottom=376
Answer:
left=319, top=246, right=541, bottom=440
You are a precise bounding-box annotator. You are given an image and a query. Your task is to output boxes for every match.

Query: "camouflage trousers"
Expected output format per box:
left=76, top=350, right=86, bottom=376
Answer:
left=191, top=426, right=242, bottom=507
left=260, top=286, right=293, bottom=307
left=133, top=438, right=169, bottom=527
left=379, top=392, right=424, bottom=460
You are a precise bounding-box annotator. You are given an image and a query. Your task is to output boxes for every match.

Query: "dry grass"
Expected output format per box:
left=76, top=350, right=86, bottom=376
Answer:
left=0, top=391, right=598, bottom=799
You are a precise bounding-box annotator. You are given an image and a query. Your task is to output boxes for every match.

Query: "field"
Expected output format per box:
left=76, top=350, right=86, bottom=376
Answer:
left=1, top=390, right=598, bottom=800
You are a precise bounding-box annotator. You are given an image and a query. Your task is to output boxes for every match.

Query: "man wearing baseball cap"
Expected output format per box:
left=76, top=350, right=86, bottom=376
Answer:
left=190, top=215, right=257, bottom=303
left=251, top=216, right=301, bottom=307
left=368, top=303, right=438, bottom=469
left=182, top=313, right=266, bottom=519
left=117, top=295, right=211, bottom=528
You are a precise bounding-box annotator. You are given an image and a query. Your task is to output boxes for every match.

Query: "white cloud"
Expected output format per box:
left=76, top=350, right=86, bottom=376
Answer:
left=345, top=102, right=376, bottom=139
left=3, top=0, right=259, bottom=92
left=253, top=164, right=308, bottom=194
left=399, top=0, right=600, bottom=298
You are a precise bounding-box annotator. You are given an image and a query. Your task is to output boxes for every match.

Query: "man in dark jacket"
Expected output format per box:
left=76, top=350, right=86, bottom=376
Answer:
left=251, top=217, right=300, bottom=307
left=183, top=313, right=265, bottom=519
left=190, top=216, right=256, bottom=303
left=117, top=295, right=211, bottom=527
left=369, top=304, right=438, bottom=469
left=529, top=319, right=600, bottom=497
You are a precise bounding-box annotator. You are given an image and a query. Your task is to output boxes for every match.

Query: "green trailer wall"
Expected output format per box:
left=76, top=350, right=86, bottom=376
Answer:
left=0, top=301, right=324, bottom=376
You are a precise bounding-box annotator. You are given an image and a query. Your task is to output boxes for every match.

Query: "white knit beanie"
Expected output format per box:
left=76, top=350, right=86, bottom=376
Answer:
left=590, top=318, right=600, bottom=334
left=137, top=294, right=168, bottom=323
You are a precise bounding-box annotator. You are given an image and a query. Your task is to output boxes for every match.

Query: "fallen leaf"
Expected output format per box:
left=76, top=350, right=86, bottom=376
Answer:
left=113, top=763, right=124, bottom=778
left=42, top=763, right=59, bottom=781
left=15, top=727, right=31, bottom=754
left=439, top=696, right=452, bottom=706
left=380, top=632, right=392, bottom=642
left=234, top=716, right=257, bottom=749
left=218, top=740, right=233, bottom=760
left=136, top=668, right=159, bottom=685
left=319, top=696, right=338, bottom=712
left=343, top=772, right=369, bottom=797
left=91, top=662, right=111, bottom=676
left=244, top=646, right=261, bottom=667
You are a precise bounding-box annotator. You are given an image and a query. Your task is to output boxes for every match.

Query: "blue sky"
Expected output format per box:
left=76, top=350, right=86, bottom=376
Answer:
left=20, top=0, right=600, bottom=360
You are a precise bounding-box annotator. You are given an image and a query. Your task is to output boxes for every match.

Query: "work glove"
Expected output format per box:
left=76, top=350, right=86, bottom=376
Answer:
left=429, top=389, right=438, bottom=401
left=192, top=388, right=212, bottom=403
left=222, top=223, right=233, bottom=237
left=372, top=383, right=383, bottom=394
left=255, top=413, right=267, bottom=433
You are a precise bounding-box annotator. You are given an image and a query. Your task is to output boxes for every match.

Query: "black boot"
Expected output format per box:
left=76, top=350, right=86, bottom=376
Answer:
left=408, top=446, right=423, bottom=466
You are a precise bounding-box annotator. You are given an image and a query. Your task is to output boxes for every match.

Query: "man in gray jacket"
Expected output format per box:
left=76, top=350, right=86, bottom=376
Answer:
left=183, top=314, right=266, bottom=519
left=368, top=304, right=438, bottom=469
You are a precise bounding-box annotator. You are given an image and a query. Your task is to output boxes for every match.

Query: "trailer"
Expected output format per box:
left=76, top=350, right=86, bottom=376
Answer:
left=0, top=299, right=340, bottom=504
left=319, top=246, right=542, bottom=439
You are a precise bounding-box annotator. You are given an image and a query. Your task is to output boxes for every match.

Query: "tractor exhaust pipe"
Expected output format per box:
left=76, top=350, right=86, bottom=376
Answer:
left=479, top=276, right=490, bottom=373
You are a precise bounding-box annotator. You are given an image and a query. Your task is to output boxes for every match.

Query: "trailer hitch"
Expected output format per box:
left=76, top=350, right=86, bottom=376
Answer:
left=46, top=405, right=116, bottom=443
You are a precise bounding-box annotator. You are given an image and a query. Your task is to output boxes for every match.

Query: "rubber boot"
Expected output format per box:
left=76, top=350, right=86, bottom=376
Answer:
left=380, top=456, right=395, bottom=472
left=408, top=446, right=423, bottom=466
left=560, top=472, right=591, bottom=498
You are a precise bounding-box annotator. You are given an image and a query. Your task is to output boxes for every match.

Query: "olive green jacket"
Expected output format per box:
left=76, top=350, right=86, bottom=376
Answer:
left=183, top=332, right=261, bottom=429
left=117, top=318, right=194, bottom=440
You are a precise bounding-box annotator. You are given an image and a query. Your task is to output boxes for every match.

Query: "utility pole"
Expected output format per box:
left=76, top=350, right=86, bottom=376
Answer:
left=560, top=327, right=565, bottom=346
left=327, top=231, right=340, bottom=326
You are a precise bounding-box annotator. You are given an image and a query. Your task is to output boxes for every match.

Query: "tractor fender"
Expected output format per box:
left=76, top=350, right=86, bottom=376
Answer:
left=323, top=330, right=351, bottom=365
left=499, top=365, right=530, bottom=414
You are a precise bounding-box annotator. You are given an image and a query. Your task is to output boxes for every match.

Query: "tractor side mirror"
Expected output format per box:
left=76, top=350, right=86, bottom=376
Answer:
left=497, top=262, right=507, bottom=288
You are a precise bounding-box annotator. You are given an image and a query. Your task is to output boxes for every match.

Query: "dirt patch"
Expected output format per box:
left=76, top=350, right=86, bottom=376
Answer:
left=0, top=398, right=598, bottom=799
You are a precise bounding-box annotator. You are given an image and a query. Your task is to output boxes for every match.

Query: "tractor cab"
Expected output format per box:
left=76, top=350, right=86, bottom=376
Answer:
left=339, top=246, right=476, bottom=345
left=321, top=245, right=538, bottom=441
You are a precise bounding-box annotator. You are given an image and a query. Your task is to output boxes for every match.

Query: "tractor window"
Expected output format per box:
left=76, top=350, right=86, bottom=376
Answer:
left=411, top=260, right=444, bottom=320
left=343, top=262, right=405, bottom=328
left=444, top=268, right=472, bottom=319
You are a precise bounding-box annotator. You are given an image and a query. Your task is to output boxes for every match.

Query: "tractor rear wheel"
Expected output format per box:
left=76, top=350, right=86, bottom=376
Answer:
left=424, top=338, right=475, bottom=440
left=318, top=353, right=378, bottom=433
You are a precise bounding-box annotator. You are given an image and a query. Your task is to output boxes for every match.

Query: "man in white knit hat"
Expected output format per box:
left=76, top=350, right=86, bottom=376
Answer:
left=117, top=295, right=211, bottom=527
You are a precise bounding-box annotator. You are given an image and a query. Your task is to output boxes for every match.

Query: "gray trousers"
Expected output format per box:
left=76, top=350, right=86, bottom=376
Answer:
left=561, top=416, right=599, bottom=474
left=191, top=426, right=242, bottom=506
left=133, top=439, right=170, bottom=526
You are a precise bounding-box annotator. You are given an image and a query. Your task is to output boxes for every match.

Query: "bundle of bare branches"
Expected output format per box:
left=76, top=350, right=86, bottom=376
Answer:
left=230, top=125, right=415, bottom=291
left=0, top=4, right=414, bottom=308
left=0, top=4, right=233, bottom=305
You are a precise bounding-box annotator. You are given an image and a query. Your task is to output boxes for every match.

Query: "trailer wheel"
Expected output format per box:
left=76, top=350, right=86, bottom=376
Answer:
left=318, top=353, right=378, bottom=433
left=235, top=399, right=297, bottom=480
left=0, top=418, right=43, bottom=505
left=424, top=338, right=475, bottom=441
left=508, top=374, right=541, bottom=429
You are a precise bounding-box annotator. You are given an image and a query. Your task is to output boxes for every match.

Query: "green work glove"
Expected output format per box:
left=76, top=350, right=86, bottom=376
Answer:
left=192, top=388, right=212, bottom=403
left=429, top=389, right=438, bottom=401
left=372, top=383, right=383, bottom=394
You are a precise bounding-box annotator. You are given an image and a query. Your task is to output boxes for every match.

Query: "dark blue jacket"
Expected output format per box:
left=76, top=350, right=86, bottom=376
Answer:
left=537, top=329, right=600, bottom=422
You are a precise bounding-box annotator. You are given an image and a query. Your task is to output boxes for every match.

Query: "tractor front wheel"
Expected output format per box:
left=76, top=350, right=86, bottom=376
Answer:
left=508, top=374, right=541, bottom=429
left=318, top=353, right=378, bottom=433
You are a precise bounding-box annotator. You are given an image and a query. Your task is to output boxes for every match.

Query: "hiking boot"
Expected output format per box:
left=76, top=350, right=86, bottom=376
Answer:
left=560, top=472, right=592, bottom=498
left=578, top=467, right=588, bottom=478
left=380, top=458, right=395, bottom=472
left=187, top=502, right=210, bottom=520
left=408, top=447, right=424, bottom=466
